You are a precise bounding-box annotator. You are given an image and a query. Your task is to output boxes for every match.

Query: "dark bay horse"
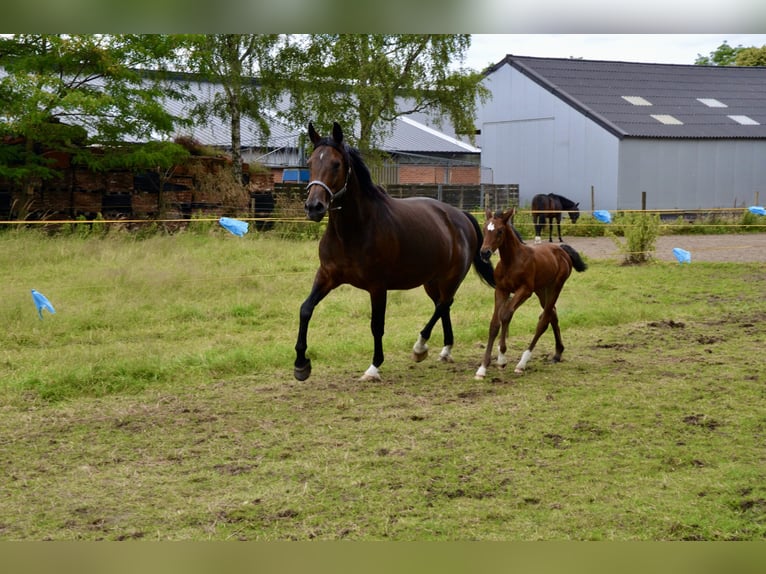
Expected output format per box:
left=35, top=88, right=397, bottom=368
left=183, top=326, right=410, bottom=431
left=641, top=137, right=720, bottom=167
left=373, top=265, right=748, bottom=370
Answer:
left=475, top=208, right=587, bottom=379
left=531, top=193, right=580, bottom=243
left=294, top=122, right=495, bottom=381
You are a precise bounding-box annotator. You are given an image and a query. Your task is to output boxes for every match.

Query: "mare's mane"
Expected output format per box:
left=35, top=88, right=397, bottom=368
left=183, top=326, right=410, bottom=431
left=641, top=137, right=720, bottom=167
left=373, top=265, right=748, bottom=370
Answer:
left=314, top=137, right=388, bottom=202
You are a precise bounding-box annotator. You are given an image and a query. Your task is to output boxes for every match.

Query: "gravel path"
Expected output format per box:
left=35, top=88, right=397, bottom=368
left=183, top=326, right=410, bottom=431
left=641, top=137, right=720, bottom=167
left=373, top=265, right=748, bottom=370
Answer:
left=557, top=233, right=766, bottom=263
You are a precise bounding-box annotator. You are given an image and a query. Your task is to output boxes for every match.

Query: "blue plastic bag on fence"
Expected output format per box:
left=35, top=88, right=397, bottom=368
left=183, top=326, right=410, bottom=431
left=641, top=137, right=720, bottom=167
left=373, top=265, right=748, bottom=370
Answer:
left=31, top=289, right=56, bottom=319
left=593, top=210, right=612, bottom=224
left=748, top=206, right=766, bottom=216
left=219, top=217, right=249, bottom=237
left=672, top=248, right=691, bottom=264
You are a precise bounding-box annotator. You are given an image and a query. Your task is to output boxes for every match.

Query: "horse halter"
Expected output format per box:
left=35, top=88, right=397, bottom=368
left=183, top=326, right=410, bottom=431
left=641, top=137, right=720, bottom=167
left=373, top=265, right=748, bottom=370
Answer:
left=305, top=145, right=352, bottom=208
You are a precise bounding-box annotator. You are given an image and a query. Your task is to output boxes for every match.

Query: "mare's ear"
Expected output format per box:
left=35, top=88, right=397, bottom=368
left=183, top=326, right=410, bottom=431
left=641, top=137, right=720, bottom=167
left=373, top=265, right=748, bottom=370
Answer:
left=575, top=202, right=580, bottom=207
left=332, top=122, right=344, bottom=145
left=308, top=122, right=320, bottom=145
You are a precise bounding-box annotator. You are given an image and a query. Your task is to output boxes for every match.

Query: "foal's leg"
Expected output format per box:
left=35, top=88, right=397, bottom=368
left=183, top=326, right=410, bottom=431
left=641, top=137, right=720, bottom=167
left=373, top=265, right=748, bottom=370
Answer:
left=514, top=294, right=558, bottom=373
left=549, top=306, right=565, bottom=362
left=476, top=289, right=529, bottom=379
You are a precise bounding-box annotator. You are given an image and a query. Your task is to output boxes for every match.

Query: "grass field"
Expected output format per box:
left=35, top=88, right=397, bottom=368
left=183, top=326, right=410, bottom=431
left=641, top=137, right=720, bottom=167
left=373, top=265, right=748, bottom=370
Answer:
left=0, top=226, right=764, bottom=540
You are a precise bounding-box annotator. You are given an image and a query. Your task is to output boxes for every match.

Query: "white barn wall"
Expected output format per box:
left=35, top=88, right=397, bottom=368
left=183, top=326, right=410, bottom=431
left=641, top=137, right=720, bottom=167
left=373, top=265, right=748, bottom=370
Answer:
left=480, top=63, right=620, bottom=210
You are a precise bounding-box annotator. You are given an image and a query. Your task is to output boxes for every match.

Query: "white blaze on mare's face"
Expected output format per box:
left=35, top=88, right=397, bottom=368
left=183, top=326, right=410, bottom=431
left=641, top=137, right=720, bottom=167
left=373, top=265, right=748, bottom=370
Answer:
left=487, top=222, right=495, bottom=231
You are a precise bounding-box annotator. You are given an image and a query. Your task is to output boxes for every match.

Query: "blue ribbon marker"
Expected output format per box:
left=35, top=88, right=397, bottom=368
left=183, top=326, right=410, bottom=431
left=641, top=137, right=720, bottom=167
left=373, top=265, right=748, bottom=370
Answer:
left=593, top=210, right=612, bottom=224
left=748, top=206, right=766, bottom=216
left=31, top=289, right=56, bottom=319
left=219, top=217, right=249, bottom=237
left=672, top=248, right=691, bottom=264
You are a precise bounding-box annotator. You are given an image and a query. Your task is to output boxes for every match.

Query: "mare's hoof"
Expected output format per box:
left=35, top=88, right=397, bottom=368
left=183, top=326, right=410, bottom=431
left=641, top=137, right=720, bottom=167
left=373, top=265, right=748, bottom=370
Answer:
left=359, top=372, right=382, bottom=382
left=438, top=355, right=454, bottom=363
left=294, top=360, right=312, bottom=381
left=412, top=350, right=428, bottom=362
left=514, top=368, right=525, bottom=374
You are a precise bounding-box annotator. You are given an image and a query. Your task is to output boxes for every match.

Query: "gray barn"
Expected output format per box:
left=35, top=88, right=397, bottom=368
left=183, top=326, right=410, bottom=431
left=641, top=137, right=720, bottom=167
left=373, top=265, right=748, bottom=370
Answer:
left=478, top=55, right=766, bottom=211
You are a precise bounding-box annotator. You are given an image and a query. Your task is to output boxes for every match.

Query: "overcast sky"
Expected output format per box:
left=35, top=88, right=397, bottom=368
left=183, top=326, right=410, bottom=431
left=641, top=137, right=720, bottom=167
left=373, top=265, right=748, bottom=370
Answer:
left=463, top=34, right=766, bottom=70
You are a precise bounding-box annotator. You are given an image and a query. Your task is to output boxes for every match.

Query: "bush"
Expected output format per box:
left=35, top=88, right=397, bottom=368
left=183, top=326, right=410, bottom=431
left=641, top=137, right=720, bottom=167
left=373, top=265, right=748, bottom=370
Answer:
left=609, top=211, right=660, bottom=264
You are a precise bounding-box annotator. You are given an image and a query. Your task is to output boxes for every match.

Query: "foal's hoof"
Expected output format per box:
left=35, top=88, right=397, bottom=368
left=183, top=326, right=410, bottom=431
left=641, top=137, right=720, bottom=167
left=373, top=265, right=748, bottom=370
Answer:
left=294, top=360, right=312, bottom=381
left=514, top=367, right=525, bottom=374
left=412, top=349, right=428, bottom=362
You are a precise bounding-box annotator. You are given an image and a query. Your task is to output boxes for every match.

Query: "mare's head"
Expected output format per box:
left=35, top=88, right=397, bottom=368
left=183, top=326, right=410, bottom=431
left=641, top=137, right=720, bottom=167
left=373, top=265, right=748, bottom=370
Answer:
left=304, top=122, right=351, bottom=222
left=480, top=208, right=516, bottom=262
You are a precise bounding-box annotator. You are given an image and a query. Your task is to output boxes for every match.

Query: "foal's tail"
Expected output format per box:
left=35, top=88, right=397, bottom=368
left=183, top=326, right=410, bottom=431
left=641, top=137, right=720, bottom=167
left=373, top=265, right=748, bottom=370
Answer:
left=463, top=211, right=496, bottom=287
left=560, top=244, right=588, bottom=273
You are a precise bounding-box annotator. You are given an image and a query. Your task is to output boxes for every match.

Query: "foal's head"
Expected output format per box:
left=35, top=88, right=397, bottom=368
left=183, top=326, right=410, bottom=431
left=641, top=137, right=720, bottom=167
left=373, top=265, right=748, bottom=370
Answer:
left=304, top=122, right=351, bottom=222
left=481, top=208, right=516, bottom=262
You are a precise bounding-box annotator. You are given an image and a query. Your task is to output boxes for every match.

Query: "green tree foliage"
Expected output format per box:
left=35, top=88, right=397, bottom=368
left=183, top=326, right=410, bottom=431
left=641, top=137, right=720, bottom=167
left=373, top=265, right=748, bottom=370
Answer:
left=735, top=45, right=766, bottom=66
left=277, top=34, right=488, bottom=152
left=693, top=40, right=766, bottom=66
left=180, top=34, right=284, bottom=185
left=0, top=34, right=191, bottom=188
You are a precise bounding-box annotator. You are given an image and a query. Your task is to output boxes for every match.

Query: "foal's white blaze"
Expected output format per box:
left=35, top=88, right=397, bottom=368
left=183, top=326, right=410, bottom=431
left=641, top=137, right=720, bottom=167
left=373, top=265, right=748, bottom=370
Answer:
left=515, top=349, right=533, bottom=372
left=487, top=222, right=495, bottom=231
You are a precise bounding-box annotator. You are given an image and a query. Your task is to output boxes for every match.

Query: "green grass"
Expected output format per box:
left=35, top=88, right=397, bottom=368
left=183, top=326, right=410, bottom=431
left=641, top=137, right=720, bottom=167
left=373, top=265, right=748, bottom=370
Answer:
left=0, top=227, right=764, bottom=540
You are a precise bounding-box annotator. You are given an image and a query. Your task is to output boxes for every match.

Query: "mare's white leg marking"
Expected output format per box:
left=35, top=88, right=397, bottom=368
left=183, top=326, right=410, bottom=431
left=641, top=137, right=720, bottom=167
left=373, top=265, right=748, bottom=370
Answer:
left=360, top=364, right=381, bottom=381
left=534, top=236, right=542, bottom=244
left=413, top=335, right=428, bottom=355
left=496, top=346, right=508, bottom=367
left=438, top=345, right=453, bottom=363
left=475, top=364, right=487, bottom=379
left=515, top=349, right=532, bottom=373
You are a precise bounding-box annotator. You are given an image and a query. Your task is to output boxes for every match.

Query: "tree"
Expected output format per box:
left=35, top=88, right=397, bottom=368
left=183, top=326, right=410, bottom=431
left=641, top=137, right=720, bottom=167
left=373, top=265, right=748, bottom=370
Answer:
left=180, top=34, right=284, bottom=186
left=695, top=41, right=744, bottom=66
left=0, top=34, right=191, bottom=192
left=277, top=34, right=488, bottom=153
left=735, top=46, right=766, bottom=66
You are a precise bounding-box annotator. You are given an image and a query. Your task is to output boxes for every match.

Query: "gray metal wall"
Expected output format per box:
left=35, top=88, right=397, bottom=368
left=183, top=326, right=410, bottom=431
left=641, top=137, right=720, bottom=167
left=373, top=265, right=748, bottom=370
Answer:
left=479, top=63, right=620, bottom=210
left=618, top=138, right=766, bottom=210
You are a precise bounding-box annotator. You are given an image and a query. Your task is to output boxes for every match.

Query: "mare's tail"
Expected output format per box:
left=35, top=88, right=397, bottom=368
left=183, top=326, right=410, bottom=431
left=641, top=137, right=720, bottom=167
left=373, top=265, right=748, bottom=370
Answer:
left=560, top=244, right=588, bottom=273
left=463, top=211, right=496, bottom=288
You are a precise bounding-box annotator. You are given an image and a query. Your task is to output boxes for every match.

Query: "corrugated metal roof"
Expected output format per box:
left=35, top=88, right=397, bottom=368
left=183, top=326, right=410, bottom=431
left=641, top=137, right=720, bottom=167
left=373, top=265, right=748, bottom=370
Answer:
left=490, top=55, right=766, bottom=139
left=165, top=78, right=478, bottom=155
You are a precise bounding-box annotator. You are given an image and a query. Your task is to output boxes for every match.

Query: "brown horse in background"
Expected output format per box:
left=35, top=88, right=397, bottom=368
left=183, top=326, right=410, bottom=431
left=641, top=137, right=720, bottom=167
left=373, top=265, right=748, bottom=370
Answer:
left=531, top=193, right=580, bottom=243
left=475, top=208, right=587, bottom=379
left=294, top=122, right=495, bottom=382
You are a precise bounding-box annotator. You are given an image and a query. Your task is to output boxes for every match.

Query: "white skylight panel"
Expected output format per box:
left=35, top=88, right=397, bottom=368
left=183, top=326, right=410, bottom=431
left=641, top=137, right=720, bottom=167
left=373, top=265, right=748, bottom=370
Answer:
left=697, top=98, right=727, bottom=108
left=728, top=115, right=760, bottom=126
left=651, top=114, right=684, bottom=125
left=622, top=96, right=652, bottom=106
